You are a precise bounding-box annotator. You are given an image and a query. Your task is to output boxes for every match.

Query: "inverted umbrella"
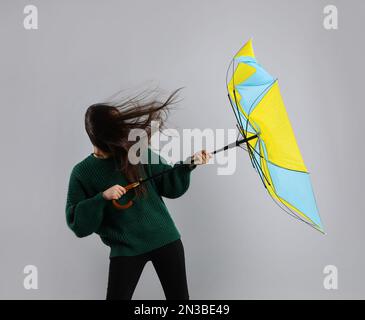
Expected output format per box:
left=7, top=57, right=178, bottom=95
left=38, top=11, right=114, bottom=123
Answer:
left=113, top=39, right=324, bottom=234
left=226, top=39, right=323, bottom=233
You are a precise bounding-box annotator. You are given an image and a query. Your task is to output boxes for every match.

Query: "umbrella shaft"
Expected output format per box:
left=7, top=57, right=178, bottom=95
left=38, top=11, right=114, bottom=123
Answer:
left=212, top=134, right=258, bottom=154
left=139, top=134, right=258, bottom=185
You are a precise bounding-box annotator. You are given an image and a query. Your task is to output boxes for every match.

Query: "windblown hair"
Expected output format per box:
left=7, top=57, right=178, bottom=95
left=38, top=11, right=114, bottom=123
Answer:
left=85, top=88, right=181, bottom=194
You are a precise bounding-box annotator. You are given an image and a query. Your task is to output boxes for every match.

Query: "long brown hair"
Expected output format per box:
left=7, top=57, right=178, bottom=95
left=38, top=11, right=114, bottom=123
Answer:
left=85, top=88, right=181, bottom=194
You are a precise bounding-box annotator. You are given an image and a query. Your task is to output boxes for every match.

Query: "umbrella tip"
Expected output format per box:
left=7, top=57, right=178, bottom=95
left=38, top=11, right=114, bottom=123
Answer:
left=314, top=224, right=326, bottom=235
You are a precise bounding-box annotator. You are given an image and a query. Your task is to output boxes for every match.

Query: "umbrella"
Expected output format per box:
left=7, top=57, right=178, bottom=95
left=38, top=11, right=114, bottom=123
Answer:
left=226, top=39, right=323, bottom=233
left=113, top=39, right=324, bottom=234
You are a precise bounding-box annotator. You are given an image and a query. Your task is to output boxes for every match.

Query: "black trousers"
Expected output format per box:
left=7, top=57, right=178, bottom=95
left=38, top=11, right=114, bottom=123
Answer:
left=106, top=238, right=189, bottom=300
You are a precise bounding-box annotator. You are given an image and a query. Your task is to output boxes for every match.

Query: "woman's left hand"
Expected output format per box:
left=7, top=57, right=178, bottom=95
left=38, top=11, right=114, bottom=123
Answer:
left=191, top=150, right=212, bottom=165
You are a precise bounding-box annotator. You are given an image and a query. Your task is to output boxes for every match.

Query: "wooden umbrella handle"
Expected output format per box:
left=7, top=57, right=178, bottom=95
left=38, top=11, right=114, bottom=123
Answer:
left=112, top=199, right=133, bottom=210
left=112, top=182, right=140, bottom=210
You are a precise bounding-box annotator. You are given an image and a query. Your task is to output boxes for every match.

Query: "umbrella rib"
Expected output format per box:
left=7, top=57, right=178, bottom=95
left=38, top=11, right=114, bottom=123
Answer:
left=227, top=89, right=257, bottom=171
left=229, top=79, right=272, bottom=188
left=248, top=140, right=271, bottom=188
left=228, top=66, right=274, bottom=189
left=230, top=82, right=271, bottom=188
left=266, top=190, right=322, bottom=233
left=244, top=79, right=276, bottom=134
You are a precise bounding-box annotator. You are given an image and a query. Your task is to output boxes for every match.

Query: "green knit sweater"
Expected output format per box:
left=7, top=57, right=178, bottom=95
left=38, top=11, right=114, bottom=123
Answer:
left=65, top=150, right=195, bottom=257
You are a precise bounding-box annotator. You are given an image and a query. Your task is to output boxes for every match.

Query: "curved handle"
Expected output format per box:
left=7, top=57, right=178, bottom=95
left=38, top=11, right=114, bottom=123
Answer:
left=112, top=199, right=133, bottom=210
left=112, top=182, right=140, bottom=210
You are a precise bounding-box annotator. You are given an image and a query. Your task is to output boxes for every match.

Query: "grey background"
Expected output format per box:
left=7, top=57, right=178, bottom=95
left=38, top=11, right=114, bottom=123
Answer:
left=0, top=0, right=363, bottom=299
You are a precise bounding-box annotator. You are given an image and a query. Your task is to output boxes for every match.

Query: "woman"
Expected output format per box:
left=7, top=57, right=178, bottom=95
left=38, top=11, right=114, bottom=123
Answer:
left=65, top=90, right=211, bottom=300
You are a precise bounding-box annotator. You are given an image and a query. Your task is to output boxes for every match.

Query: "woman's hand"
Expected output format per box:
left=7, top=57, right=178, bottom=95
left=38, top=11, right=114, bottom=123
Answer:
left=191, top=150, right=212, bottom=165
left=102, top=185, right=127, bottom=200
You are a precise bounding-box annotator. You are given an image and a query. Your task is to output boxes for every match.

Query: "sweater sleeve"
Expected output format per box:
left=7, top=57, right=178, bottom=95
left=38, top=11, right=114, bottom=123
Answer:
left=65, top=169, right=108, bottom=238
left=148, top=150, right=196, bottom=199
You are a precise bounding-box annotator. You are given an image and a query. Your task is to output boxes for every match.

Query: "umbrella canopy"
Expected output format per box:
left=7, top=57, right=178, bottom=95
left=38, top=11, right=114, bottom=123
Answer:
left=227, top=39, right=324, bottom=233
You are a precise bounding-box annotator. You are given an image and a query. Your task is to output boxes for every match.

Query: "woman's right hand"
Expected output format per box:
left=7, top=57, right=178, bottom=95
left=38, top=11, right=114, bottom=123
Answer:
left=102, top=185, right=127, bottom=200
